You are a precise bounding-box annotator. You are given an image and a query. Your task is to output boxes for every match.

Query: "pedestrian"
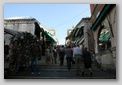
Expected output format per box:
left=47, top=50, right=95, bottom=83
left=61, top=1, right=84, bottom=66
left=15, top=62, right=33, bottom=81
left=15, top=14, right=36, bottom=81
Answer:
left=65, top=45, right=73, bottom=71
left=73, top=44, right=83, bottom=75
left=82, top=47, right=93, bottom=76
left=59, top=45, right=65, bottom=66
left=45, top=46, right=51, bottom=64
left=4, top=44, right=10, bottom=75
left=30, top=42, right=41, bottom=75
left=50, top=45, right=54, bottom=64
left=56, top=45, right=60, bottom=64
left=90, top=49, right=97, bottom=65
left=53, top=47, right=57, bottom=64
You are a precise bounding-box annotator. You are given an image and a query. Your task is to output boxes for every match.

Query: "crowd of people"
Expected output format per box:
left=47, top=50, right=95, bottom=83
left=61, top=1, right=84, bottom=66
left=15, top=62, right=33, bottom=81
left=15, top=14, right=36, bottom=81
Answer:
left=4, top=31, right=96, bottom=77
left=45, top=44, right=96, bottom=76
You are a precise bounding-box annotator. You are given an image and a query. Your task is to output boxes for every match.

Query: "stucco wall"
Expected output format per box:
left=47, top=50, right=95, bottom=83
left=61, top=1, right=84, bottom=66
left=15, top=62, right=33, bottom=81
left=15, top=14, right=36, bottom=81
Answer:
left=96, top=49, right=116, bottom=70
left=4, top=20, right=35, bottom=35
left=93, top=6, right=116, bottom=71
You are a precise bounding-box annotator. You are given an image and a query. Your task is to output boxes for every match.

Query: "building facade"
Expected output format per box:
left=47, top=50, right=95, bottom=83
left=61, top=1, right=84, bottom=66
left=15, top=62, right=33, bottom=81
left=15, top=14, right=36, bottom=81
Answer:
left=66, top=17, right=94, bottom=51
left=90, top=4, right=116, bottom=71
left=4, top=17, right=57, bottom=56
left=4, top=17, right=44, bottom=40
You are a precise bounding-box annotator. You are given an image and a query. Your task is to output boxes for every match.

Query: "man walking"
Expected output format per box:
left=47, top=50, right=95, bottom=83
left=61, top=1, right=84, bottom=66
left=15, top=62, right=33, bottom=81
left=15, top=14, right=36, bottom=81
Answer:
left=30, top=42, right=41, bottom=75
left=53, top=47, right=57, bottom=64
left=73, top=45, right=83, bottom=75
left=59, top=45, right=65, bottom=66
left=82, top=47, right=93, bottom=76
left=65, top=45, right=73, bottom=71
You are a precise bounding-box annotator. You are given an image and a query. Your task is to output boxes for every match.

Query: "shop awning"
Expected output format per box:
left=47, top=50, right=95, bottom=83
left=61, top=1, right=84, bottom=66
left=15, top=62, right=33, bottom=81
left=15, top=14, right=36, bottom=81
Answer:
left=43, top=31, right=56, bottom=43
left=79, top=37, right=84, bottom=44
left=91, top=4, right=115, bottom=31
left=74, top=26, right=84, bottom=37
left=99, top=32, right=110, bottom=42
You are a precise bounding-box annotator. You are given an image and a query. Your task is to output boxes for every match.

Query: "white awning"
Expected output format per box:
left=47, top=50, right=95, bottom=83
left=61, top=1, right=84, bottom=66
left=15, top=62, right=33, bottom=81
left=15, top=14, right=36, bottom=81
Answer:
left=79, top=37, right=85, bottom=44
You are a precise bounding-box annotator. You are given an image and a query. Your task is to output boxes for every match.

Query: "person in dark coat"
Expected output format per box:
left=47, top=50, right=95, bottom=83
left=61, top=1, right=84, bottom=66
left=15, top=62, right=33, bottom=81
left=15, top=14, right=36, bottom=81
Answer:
left=4, top=44, right=10, bottom=75
left=82, top=47, right=93, bottom=76
left=59, top=45, right=65, bottom=66
left=53, top=47, right=57, bottom=64
left=30, top=42, right=41, bottom=75
left=65, top=45, right=73, bottom=71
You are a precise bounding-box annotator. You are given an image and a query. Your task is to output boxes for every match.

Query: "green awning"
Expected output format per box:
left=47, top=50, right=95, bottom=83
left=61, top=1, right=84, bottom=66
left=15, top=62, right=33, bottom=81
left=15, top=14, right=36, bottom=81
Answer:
left=99, top=32, right=110, bottom=42
left=91, top=4, right=115, bottom=31
left=43, top=31, right=56, bottom=43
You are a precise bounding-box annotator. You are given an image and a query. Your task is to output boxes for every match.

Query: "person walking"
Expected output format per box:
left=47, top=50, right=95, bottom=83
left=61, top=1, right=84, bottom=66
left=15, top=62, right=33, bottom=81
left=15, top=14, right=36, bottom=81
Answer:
left=56, top=45, right=60, bottom=64
left=73, top=45, right=83, bottom=75
left=53, top=47, right=57, bottom=64
left=49, top=46, right=54, bottom=64
left=65, top=45, right=73, bottom=71
left=59, top=45, right=65, bottom=66
left=82, top=47, right=93, bottom=76
left=45, top=46, right=51, bottom=64
left=30, top=42, right=41, bottom=75
left=4, top=44, right=10, bottom=75
left=90, top=49, right=97, bottom=65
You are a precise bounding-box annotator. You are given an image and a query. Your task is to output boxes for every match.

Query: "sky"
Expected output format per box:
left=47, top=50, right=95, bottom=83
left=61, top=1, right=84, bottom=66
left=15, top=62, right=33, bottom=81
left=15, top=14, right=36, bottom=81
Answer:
left=4, top=4, right=91, bottom=45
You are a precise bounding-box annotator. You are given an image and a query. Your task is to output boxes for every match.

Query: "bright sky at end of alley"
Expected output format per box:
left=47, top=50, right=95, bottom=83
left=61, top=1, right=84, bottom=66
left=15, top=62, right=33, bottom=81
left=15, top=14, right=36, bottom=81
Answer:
left=4, top=4, right=91, bottom=45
